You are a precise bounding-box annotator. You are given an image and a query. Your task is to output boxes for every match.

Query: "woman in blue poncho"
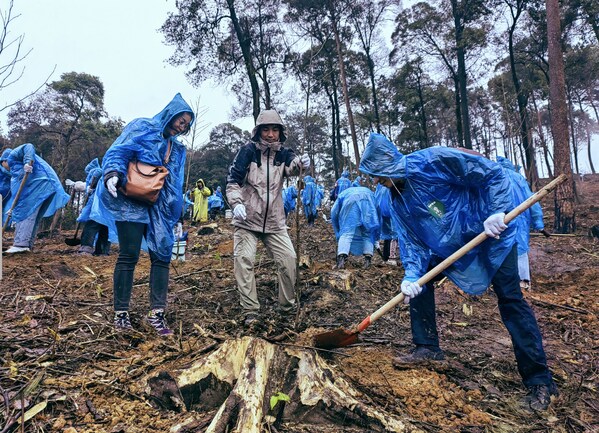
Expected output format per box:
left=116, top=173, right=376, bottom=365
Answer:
left=1, top=143, right=70, bottom=254
left=301, top=175, right=319, bottom=226
left=359, top=132, right=557, bottom=411
left=90, top=93, right=194, bottom=336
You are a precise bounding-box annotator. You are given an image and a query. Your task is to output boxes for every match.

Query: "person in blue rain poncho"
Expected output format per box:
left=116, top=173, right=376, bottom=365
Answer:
left=359, top=132, right=557, bottom=412
left=351, top=175, right=364, bottom=187
left=282, top=185, right=298, bottom=218
left=301, top=175, right=319, bottom=226
left=1, top=143, right=70, bottom=254
left=497, top=156, right=547, bottom=291
left=329, top=170, right=352, bottom=202
left=90, top=93, right=194, bottom=336
left=315, top=185, right=324, bottom=208
left=330, top=186, right=380, bottom=269
left=207, top=188, right=225, bottom=220
left=374, top=182, right=399, bottom=263
left=76, top=158, right=111, bottom=256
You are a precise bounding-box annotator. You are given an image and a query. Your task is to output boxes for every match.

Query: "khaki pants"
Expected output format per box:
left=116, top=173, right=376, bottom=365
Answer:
left=233, top=227, right=297, bottom=314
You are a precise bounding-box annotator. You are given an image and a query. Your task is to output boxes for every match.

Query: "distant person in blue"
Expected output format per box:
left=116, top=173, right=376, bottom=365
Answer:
left=329, top=170, right=352, bottom=202
left=351, top=175, right=364, bottom=188
left=90, top=93, right=194, bottom=336
left=315, top=185, right=325, bottom=208
left=76, top=158, right=111, bottom=256
left=183, top=189, right=194, bottom=220
left=330, top=186, right=380, bottom=269
left=301, top=175, right=318, bottom=226
left=282, top=185, right=298, bottom=218
left=207, top=188, right=225, bottom=220
left=374, top=182, right=399, bottom=263
left=359, top=132, right=557, bottom=412
left=497, top=156, right=547, bottom=291
left=1, top=143, right=70, bottom=254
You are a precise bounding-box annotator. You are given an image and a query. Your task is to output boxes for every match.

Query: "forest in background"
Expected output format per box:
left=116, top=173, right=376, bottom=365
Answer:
left=0, top=0, right=597, bottom=194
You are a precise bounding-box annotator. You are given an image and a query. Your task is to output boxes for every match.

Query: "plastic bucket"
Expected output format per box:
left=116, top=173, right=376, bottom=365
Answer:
left=172, top=240, right=186, bottom=261
left=225, top=209, right=233, bottom=219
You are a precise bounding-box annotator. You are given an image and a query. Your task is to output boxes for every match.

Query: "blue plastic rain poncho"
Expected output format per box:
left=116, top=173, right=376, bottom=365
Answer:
left=90, top=93, right=194, bottom=261
left=283, top=185, right=298, bottom=216
left=497, top=156, right=544, bottom=255
left=352, top=176, right=363, bottom=187
left=77, top=158, right=102, bottom=223
left=301, top=175, right=318, bottom=221
left=330, top=170, right=352, bottom=201
left=330, top=186, right=380, bottom=256
left=0, top=149, right=12, bottom=205
left=359, top=133, right=516, bottom=295
left=2, top=143, right=70, bottom=225
left=208, top=191, right=225, bottom=211
left=374, top=183, right=399, bottom=241
left=316, top=185, right=324, bottom=208
left=215, top=185, right=224, bottom=202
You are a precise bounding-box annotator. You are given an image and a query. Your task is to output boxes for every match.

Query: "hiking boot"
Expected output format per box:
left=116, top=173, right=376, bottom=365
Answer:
left=145, top=309, right=173, bottom=336
left=527, top=383, right=558, bottom=411
left=114, top=311, right=133, bottom=331
left=243, top=312, right=260, bottom=327
left=363, top=254, right=372, bottom=269
left=393, top=345, right=445, bottom=366
left=336, top=254, right=348, bottom=269
left=4, top=246, right=31, bottom=254
left=77, top=245, right=94, bottom=256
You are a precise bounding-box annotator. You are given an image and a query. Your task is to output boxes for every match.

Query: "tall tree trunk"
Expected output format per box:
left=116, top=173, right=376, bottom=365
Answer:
left=328, top=3, right=361, bottom=166
left=566, top=90, right=580, bottom=174
left=453, top=77, right=464, bottom=147
left=451, top=0, right=472, bottom=149
left=546, top=0, right=576, bottom=233
left=531, top=92, right=553, bottom=179
left=226, top=0, right=261, bottom=120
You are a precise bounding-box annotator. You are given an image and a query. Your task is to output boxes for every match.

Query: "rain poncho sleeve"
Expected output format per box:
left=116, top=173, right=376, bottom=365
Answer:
left=359, top=133, right=516, bottom=295
left=4, top=143, right=70, bottom=224
left=77, top=158, right=102, bottom=223
left=89, top=93, right=194, bottom=261
left=330, top=187, right=380, bottom=255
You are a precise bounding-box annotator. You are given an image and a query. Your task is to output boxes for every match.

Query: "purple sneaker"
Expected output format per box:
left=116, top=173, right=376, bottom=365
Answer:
left=145, top=309, right=174, bottom=337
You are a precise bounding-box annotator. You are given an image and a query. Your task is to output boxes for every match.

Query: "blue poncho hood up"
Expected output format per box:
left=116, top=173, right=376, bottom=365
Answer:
left=497, top=156, right=543, bottom=255
left=359, top=132, right=517, bottom=295
left=301, top=175, right=318, bottom=218
left=2, top=143, right=69, bottom=225
left=283, top=185, right=298, bottom=214
left=330, top=186, right=380, bottom=255
left=90, top=93, right=195, bottom=261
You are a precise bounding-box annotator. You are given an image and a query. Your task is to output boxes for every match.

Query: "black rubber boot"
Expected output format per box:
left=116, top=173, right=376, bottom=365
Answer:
left=336, top=254, right=348, bottom=269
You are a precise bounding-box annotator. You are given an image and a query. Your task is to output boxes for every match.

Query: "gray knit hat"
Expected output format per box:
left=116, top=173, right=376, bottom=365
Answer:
left=251, top=109, right=287, bottom=142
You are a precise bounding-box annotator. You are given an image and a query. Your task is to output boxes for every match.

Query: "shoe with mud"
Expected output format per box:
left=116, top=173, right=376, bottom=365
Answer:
left=243, top=312, right=260, bottom=327
left=145, top=309, right=173, bottom=336
left=363, top=254, right=372, bottom=269
left=527, top=383, right=558, bottom=411
left=393, top=346, right=445, bottom=366
left=114, top=311, right=133, bottom=331
left=336, top=254, right=348, bottom=269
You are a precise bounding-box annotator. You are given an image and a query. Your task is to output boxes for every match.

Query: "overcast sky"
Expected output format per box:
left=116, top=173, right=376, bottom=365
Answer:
left=0, top=0, right=253, bottom=143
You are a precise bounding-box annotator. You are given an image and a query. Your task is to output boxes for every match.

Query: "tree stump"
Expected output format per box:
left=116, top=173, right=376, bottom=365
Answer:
left=136, top=337, right=421, bottom=432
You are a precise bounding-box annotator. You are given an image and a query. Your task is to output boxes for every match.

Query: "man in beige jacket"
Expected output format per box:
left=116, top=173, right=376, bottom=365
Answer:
left=226, top=109, right=310, bottom=326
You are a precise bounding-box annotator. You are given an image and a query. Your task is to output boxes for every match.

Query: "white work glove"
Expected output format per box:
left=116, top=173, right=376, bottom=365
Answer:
left=401, top=280, right=422, bottom=304
left=74, top=181, right=86, bottom=192
left=23, top=163, right=33, bottom=173
left=233, top=204, right=247, bottom=220
left=483, top=212, right=507, bottom=239
left=106, top=176, right=119, bottom=198
left=300, top=154, right=310, bottom=169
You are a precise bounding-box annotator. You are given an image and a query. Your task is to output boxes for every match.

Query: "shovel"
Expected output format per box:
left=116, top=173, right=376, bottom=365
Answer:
left=314, top=174, right=568, bottom=349
left=65, top=193, right=90, bottom=246
left=2, top=172, right=30, bottom=233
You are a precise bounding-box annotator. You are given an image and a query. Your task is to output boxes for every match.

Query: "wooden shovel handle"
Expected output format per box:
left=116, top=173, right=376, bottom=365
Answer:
left=2, top=172, right=30, bottom=232
left=365, top=174, right=568, bottom=326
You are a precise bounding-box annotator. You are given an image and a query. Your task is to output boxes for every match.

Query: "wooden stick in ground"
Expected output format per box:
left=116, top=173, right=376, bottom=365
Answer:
left=2, top=172, right=30, bottom=233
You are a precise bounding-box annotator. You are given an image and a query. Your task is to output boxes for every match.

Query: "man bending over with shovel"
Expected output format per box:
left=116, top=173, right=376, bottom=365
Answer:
left=359, top=133, right=558, bottom=412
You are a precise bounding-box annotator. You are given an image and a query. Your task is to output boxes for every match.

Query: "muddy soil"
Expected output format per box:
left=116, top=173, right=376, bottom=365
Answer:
left=1, top=175, right=598, bottom=433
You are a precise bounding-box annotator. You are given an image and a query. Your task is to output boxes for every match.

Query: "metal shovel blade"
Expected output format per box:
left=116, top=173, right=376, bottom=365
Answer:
left=64, top=237, right=81, bottom=246
left=313, top=328, right=360, bottom=349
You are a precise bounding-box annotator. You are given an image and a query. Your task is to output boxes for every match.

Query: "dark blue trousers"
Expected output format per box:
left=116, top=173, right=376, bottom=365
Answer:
left=409, top=245, right=553, bottom=387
